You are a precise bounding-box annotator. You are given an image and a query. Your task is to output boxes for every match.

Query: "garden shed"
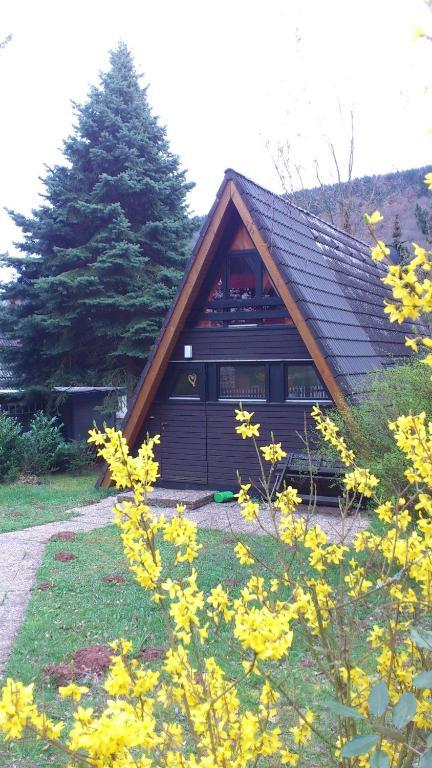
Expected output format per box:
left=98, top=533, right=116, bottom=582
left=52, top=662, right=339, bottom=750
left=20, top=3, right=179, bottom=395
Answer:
left=54, top=387, right=127, bottom=441
left=100, top=169, right=416, bottom=490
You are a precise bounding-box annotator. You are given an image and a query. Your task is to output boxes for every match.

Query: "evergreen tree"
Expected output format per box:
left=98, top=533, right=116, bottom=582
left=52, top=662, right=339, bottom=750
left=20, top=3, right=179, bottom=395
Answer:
left=415, top=202, right=432, bottom=244
left=391, top=214, right=409, bottom=264
left=0, top=43, right=194, bottom=389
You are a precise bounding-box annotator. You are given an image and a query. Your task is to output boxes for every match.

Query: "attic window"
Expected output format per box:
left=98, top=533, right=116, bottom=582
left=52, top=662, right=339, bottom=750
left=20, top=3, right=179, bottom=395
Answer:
left=228, top=253, right=257, bottom=298
left=193, top=249, right=292, bottom=328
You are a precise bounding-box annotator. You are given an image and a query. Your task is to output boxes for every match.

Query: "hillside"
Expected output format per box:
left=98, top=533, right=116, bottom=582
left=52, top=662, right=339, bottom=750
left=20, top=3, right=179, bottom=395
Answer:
left=289, top=165, right=432, bottom=244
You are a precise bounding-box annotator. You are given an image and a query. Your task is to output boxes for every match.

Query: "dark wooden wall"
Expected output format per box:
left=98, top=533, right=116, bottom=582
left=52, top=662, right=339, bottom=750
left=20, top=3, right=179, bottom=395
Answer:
left=137, top=325, right=329, bottom=489
left=172, top=326, right=310, bottom=361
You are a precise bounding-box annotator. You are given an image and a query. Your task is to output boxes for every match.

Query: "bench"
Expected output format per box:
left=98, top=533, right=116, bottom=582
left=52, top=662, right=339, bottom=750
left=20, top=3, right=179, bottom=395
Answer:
left=274, top=452, right=345, bottom=507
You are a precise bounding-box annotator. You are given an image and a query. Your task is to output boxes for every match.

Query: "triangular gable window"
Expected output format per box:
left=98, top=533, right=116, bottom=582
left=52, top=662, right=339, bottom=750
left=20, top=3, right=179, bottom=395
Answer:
left=192, top=249, right=292, bottom=327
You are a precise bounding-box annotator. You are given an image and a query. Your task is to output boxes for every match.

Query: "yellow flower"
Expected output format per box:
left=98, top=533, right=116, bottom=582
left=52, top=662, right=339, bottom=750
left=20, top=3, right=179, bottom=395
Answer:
left=405, top=336, right=419, bottom=352
left=260, top=442, right=287, bottom=464
left=344, top=467, right=379, bottom=497
left=58, top=683, right=89, bottom=702
left=234, top=542, right=254, bottom=565
left=371, top=240, right=390, bottom=262
left=364, top=210, right=384, bottom=226
left=235, top=408, right=255, bottom=422
left=236, top=421, right=261, bottom=439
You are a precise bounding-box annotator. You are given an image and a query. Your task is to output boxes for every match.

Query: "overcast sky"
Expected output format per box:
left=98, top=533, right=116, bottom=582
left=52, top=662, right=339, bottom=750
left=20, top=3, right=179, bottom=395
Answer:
left=1, top=0, right=432, bottom=260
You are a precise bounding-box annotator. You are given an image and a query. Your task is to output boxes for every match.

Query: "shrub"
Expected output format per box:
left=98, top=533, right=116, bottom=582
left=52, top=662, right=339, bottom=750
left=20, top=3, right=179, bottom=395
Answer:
left=21, top=411, right=65, bottom=476
left=0, top=411, right=23, bottom=482
left=316, top=358, right=432, bottom=496
left=55, top=439, right=97, bottom=473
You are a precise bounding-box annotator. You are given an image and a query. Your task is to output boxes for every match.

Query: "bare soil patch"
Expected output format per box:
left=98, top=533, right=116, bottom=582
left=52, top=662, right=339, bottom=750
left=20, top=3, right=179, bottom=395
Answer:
left=54, top=551, right=77, bottom=562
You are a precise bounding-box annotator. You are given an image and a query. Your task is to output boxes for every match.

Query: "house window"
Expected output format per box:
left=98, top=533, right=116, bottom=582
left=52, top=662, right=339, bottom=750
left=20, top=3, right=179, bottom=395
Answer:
left=286, top=364, right=329, bottom=401
left=193, top=250, right=292, bottom=328
left=218, top=364, right=266, bottom=400
left=170, top=367, right=201, bottom=399
left=228, top=253, right=258, bottom=299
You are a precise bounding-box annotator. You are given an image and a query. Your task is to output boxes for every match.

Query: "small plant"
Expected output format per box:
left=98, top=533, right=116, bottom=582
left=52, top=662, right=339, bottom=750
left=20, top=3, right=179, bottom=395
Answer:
left=0, top=411, right=23, bottom=482
left=21, top=411, right=65, bottom=476
left=315, top=358, right=432, bottom=497
left=56, top=439, right=97, bottom=473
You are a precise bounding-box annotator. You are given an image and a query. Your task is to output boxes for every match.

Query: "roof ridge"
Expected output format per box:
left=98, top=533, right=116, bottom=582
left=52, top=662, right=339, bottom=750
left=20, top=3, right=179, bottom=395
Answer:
left=224, top=167, right=372, bottom=250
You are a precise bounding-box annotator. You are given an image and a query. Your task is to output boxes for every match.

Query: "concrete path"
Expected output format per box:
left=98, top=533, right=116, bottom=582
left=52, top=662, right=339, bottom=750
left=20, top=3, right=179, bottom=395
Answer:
left=0, top=496, right=118, bottom=675
left=0, top=493, right=369, bottom=676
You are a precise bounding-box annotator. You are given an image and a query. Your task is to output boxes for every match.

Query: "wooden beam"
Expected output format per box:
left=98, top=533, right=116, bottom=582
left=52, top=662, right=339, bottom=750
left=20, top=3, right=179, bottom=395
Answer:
left=230, top=184, right=350, bottom=414
left=99, top=181, right=235, bottom=487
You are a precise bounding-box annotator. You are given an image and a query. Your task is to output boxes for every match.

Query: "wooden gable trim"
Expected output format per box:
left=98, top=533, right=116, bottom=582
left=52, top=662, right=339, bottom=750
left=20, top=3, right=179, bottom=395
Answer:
left=99, top=180, right=235, bottom=487
left=229, top=184, right=350, bottom=414
left=99, top=177, right=349, bottom=487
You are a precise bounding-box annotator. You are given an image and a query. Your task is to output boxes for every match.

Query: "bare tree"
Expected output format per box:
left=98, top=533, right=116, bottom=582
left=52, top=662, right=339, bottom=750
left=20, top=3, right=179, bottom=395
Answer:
left=269, top=104, right=383, bottom=237
left=0, top=34, right=12, bottom=52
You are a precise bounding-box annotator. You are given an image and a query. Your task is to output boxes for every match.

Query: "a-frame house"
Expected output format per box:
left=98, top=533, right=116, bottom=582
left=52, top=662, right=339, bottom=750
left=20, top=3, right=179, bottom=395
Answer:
left=99, top=169, right=415, bottom=489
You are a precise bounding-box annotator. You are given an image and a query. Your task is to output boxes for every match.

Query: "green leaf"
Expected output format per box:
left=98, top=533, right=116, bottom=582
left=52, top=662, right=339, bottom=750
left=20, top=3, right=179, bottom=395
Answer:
left=419, top=751, right=432, bottom=768
left=392, top=692, right=417, bottom=729
left=411, top=627, right=432, bottom=650
left=368, top=681, right=389, bottom=717
left=325, top=700, right=365, bottom=720
left=341, top=734, right=379, bottom=758
left=370, top=749, right=390, bottom=768
left=413, top=670, right=432, bottom=689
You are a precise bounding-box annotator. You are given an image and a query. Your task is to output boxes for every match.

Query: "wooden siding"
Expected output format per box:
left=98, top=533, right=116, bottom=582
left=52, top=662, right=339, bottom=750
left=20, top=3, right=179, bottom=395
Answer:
left=172, top=326, right=310, bottom=361
left=140, top=401, right=319, bottom=489
left=206, top=403, right=317, bottom=488
left=140, top=402, right=207, bottom=485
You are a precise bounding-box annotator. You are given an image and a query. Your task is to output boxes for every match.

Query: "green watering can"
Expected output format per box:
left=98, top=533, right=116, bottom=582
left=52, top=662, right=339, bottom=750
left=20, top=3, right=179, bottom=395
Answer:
left=213, top=491, right=235, bottom=503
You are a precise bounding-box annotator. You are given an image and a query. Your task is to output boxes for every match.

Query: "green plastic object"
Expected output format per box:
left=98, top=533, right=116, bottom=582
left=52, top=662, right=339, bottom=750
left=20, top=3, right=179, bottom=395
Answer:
left=213, top=491, right=235, bottom=503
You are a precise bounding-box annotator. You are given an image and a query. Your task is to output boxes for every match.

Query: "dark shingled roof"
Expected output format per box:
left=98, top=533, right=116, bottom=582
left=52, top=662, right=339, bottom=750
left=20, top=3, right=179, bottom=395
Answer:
left=125, top=168, right=418, bottom=422
left=223, top=169, right=417, bottom=399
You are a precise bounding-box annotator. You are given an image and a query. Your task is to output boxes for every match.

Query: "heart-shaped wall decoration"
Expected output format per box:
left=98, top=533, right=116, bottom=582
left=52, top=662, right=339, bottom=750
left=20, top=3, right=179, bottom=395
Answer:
left=188, top=373, right=197, bottom=388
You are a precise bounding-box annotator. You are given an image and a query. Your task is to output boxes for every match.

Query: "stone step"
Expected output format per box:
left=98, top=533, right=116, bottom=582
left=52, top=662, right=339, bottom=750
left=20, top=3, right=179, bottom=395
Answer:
left=118, top=487, right=217, bottom=510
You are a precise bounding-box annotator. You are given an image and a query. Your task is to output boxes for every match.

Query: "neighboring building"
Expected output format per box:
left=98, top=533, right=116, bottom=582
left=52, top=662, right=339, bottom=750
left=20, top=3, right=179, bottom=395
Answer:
left=91, top=168, right=416, bottom=489
left=0, top=334, right=126, bottom=437
left=55, top=387, right=127, bottom=441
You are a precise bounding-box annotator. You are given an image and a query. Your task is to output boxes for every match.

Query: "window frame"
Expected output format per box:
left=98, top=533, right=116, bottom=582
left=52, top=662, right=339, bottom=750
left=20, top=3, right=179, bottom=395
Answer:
left=217, top=362, right=268, bottom=402
left=166, top=362, right=205, bottom=401
left=284, top=362, right=331, bottom=403
left=191, top=249, right=290, bottom=328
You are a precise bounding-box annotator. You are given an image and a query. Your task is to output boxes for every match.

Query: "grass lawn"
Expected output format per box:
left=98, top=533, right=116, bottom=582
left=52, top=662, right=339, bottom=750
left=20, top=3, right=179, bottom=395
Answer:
left=0, top=470, right=115, bottom=534
left=1, top=523, right=335, bottom=767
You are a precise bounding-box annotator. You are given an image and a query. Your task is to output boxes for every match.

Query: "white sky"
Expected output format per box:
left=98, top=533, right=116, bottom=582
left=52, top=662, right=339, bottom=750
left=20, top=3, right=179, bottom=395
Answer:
left=0, top=0, right=432, bottom=261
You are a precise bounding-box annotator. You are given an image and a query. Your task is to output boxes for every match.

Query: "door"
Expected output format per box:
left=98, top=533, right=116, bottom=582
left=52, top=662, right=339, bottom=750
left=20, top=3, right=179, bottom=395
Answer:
left=160, top=402, right=208, bottom=484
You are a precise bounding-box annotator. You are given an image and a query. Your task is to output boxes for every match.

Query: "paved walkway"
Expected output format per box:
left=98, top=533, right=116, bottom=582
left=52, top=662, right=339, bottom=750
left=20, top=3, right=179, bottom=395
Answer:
left=0, top=494, right=369, bottom=676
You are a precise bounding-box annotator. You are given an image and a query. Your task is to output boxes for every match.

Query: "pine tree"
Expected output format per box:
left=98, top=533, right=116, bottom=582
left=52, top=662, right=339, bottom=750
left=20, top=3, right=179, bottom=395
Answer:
left=391, top=214, right=409, bottom=264
left=0, top=43, right=195, bottom=389
left=415, top=202, right=432, bottom=244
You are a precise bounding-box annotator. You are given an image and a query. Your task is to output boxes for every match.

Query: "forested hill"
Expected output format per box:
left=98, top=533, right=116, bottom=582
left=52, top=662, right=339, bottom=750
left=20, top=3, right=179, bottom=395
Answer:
left=289, top=165, right=432, bottom=244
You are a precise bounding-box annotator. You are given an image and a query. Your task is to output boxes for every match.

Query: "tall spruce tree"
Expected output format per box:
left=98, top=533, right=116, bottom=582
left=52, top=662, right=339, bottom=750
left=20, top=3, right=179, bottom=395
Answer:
left=0, top=42, right=194, bottom=389
left=391, top=214, right=409, bottom=264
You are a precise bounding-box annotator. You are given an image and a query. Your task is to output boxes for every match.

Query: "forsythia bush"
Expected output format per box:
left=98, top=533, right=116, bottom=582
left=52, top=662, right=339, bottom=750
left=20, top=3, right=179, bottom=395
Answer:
left=3, top=187, right=432, bottom=766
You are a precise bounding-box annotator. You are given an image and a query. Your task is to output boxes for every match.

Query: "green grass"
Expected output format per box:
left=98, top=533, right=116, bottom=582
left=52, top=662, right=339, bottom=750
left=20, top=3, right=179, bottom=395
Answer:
left=1, top=524, right=332, bottom=767
left=0, top=470, right=115, bottom=534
